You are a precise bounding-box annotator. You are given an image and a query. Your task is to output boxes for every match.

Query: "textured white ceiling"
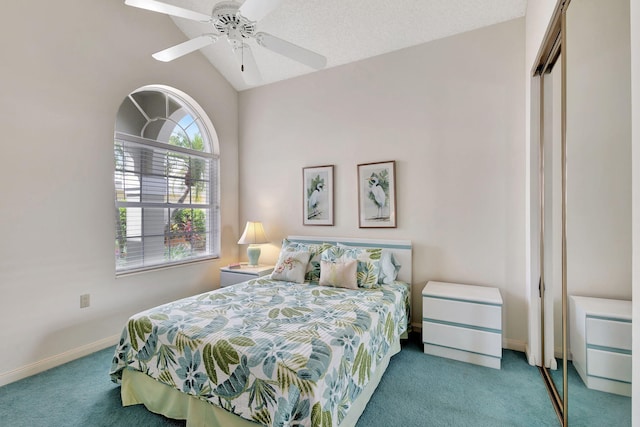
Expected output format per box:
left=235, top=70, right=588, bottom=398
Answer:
left=138, top=0, right=527, bottom=91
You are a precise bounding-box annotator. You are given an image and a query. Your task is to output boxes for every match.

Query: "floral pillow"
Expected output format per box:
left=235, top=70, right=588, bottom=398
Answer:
left=271, top=251, right=311, bottom=284
left=319, top=259, right=358, bottom=289
left=281, top=239, right=333, bottom=284
left=323, top=245, right=382, bottom=288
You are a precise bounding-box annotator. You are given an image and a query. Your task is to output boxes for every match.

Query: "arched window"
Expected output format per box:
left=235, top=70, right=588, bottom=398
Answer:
left=114, top=85, right=219, bottom=274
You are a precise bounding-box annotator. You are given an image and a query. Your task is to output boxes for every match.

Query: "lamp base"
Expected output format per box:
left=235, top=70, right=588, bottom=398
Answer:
left=247, top=245, right=261, bottom=267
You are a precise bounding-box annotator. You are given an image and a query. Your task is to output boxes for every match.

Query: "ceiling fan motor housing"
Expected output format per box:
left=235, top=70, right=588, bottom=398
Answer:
left=212, top=1, right=256, bottom=48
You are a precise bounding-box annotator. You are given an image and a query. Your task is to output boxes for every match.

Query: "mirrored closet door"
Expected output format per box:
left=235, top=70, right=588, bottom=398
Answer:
left=540, top=49, right=563, bottom=414
left=535, top=4, right=565, bottom=420
left=536, top=0, right=632, bottom=425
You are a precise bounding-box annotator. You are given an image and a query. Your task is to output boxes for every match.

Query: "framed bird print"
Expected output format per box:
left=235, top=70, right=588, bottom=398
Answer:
left=303, top=165, right=334, bottom=226
left=358, top=161, right=396, bottom=228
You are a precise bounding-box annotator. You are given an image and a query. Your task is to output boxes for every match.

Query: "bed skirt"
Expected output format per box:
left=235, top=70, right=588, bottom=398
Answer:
left=121, top=338, right=401, bottom=427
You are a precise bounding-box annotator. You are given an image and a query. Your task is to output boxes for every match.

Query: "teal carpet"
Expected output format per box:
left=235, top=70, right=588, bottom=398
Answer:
left=0, top=333, right=630, bottom=426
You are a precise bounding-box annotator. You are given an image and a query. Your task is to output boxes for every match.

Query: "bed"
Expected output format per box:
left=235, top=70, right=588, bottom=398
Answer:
left=110, top=236, right=412, bottom=427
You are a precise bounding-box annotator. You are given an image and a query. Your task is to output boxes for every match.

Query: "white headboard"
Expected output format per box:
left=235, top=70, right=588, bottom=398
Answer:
left=287, top=236, right=412, bottom=284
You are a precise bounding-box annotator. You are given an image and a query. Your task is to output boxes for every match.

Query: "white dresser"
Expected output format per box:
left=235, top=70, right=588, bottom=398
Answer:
left=422, top=281, right=503, bottom=369
left=569, top=295, right=631, bottom=396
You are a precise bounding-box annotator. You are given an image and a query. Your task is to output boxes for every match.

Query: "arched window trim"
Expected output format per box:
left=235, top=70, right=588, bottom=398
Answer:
left=114, top=85, right=220, bottom=275
left=127, top=84, right=220, bottom=157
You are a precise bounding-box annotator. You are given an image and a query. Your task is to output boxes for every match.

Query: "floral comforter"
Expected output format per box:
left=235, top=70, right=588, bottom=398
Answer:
left=110, top=278, right=410, bottom=427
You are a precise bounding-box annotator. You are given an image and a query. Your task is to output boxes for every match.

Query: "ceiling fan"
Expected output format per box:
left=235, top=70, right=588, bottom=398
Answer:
left=125, top=0, right=327, bottom=84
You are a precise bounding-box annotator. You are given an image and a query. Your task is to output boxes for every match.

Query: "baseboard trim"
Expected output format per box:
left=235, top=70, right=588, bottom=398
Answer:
left=503, top=338, right=527, bottom=353
left=0, top=334, right=120, bottom=387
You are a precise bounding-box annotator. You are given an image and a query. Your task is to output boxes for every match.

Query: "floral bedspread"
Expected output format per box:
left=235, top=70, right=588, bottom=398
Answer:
left=110, top=278, right=410, bottom=427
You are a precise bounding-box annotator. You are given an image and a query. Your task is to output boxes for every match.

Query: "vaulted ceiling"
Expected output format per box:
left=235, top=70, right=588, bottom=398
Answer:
left=128, top=0, right=527, bottom=91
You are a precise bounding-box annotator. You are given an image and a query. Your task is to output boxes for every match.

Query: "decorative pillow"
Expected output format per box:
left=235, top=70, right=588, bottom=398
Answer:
left=378, top=250, right=402, bottom=285
left=281, top=239, right=333, bottom=284
left=271, top=250, right=311, bottom=284
left=319, top=259, right=358, bottom=289
left=325, top=245, right=382, bottom=288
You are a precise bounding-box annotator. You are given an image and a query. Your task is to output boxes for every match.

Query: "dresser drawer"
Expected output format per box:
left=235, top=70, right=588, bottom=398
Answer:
left=220, top=271, right=251, bottom=287
left=422, top=321, right=502, bottom=358
left=587, top=348, right=632, bottom=383
left=423, top=297, right=501, bottom=330
left=586, top=317, right=632, bottom=351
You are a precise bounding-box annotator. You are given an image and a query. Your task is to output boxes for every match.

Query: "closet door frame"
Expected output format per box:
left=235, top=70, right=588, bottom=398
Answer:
left=531, top=0, right=569, bottom=425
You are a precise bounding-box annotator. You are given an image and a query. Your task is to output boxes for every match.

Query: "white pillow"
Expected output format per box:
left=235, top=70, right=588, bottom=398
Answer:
left=319, top=259, right=358, bottom=289
left=379, top=250, right=402, bottom=284
left=271, top=251, right=311, bottom=284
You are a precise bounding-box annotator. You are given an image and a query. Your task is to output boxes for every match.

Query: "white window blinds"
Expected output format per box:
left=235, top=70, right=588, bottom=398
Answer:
left=114, top=132, right=218, bottom=273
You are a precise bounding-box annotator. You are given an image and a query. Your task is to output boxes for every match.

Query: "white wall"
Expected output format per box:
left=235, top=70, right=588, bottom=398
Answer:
left=0, top=0, right=239, bottom=384
left=238, top=19, right=527, bottom=349
left=631, top=0, right=640, bottom=422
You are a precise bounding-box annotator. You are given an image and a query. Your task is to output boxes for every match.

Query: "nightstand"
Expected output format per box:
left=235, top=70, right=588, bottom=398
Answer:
left=219, top=264, right=274, bottom=287
left=422, top=281, right=503, bottom=369
left=569, top=295, right=631, bottom=396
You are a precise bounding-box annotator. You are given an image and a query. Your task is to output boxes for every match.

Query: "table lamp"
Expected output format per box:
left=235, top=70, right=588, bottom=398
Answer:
left=237, top=221, right=269, bottom=266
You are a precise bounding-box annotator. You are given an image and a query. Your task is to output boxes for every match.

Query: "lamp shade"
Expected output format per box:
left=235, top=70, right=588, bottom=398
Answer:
left=237, top=221, right=269, bottom=245
left=238, top=221, right=268, bottom=266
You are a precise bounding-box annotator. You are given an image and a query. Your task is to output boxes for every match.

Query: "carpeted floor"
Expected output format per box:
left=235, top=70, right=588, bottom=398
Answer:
left=0, top=333, right=630, bottom=426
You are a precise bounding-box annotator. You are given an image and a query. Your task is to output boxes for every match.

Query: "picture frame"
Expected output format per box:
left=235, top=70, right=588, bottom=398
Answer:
left=303, top=165, right=334, bottom=226
left=358, top=160, right=396, bottom=228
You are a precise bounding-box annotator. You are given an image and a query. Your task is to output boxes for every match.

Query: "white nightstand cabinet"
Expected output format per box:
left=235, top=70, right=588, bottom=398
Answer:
left=219, top=265, right=274, bottom=287
left=422, top=281, right=503, bottom=369
left=569, top=295, right=631, bottom=396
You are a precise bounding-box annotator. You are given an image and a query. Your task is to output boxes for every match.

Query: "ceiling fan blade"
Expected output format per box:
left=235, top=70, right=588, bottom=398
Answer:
left=256, top=32, right=326, bottom=70
left=125, top=0, right=211, bottom=22
left=152, top=35, right=217, bottom=62
left=233, top=44, right=262, bottom=85
left=238, top=0, right=282, bottom=22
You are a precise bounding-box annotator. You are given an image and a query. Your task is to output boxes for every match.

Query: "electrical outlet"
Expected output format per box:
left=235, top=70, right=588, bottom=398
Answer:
left=80, top=294, right=90, bottom=308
